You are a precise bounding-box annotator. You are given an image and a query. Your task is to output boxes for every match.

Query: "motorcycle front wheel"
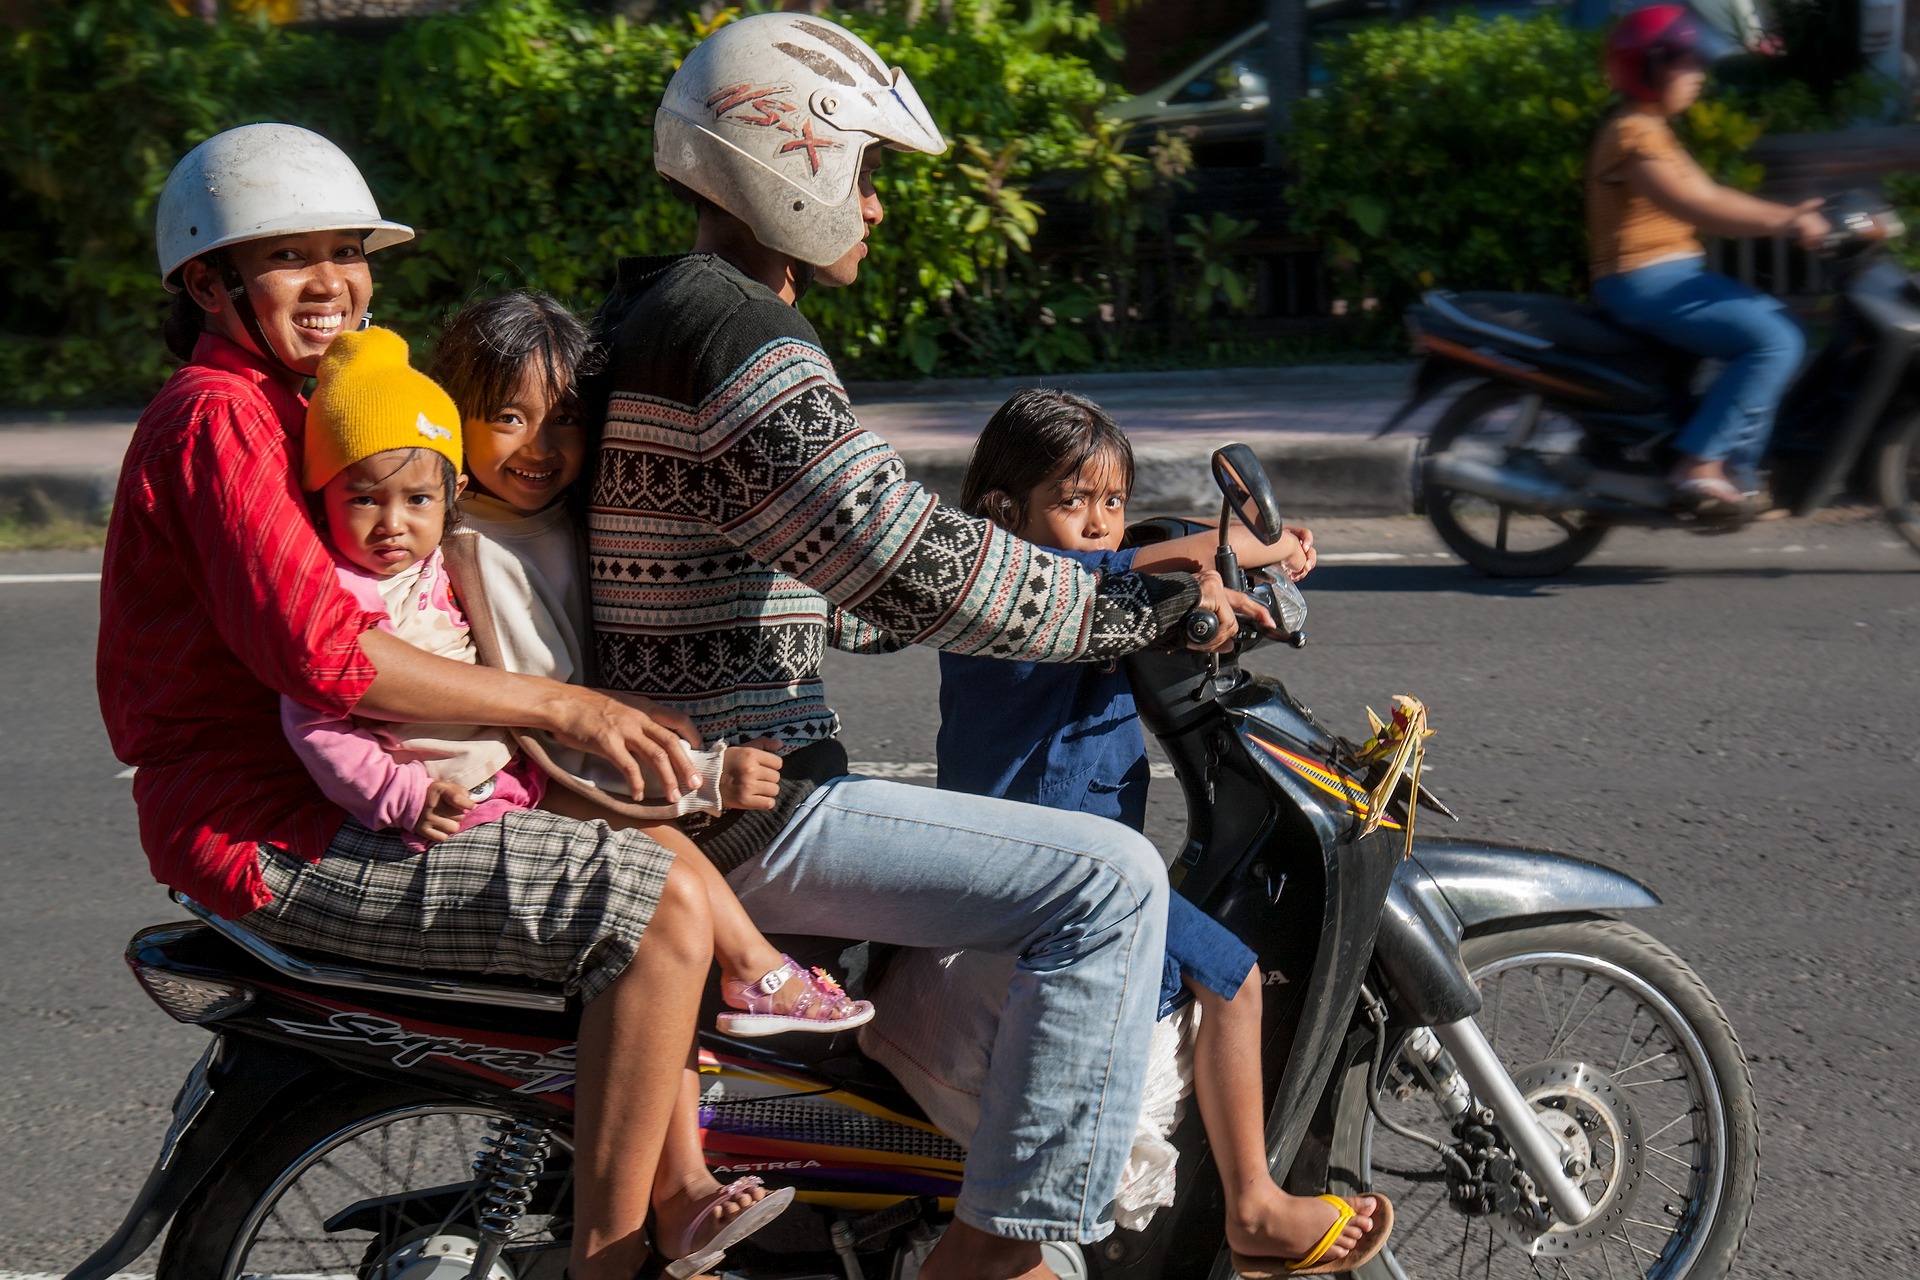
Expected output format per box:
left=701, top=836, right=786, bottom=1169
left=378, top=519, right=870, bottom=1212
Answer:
left=158, top=1080, right=572, bottom=1279
left=1871, top=407, right=1920, bottom=557
left=1328, top=917, right=1757, bottom=1280
left=1422, top=384, right=1611, bottom=577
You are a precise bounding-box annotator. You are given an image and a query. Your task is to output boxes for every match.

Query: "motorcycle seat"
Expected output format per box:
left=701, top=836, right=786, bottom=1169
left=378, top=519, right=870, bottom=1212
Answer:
left=1446, top=291, right=1656, bottom=358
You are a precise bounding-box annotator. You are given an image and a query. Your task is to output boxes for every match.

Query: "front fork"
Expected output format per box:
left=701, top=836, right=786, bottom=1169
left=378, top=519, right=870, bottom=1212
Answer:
left=1398, top=1019, right=1593, bottom=1226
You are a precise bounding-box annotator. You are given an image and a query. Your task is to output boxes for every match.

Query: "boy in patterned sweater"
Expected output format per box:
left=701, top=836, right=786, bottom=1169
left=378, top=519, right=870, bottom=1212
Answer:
left=586, top=15, right=1279, bottom=1280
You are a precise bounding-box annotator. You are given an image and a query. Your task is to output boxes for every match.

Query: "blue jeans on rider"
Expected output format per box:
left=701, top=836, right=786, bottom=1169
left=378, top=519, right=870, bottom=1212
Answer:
left=724, top=776, right=1168, bottom=1243
left=1593, top=256, right=1806, bottom=488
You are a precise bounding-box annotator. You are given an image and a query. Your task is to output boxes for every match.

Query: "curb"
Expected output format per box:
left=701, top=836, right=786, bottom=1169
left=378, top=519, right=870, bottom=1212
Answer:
left=0, top=434, right=1420, bottom=532
left=0, top=470, right=117, bottom=527
left=900, top=434, right=1417, bottom=518
left=848, top=361, right=1414, bottom=401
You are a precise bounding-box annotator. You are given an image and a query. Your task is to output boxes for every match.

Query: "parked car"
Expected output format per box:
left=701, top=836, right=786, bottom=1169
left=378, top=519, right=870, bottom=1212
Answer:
left=1101, top=0, right=1763, bottom=165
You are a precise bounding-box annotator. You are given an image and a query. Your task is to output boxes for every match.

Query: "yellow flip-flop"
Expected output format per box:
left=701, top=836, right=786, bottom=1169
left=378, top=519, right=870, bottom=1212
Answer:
left=1230, top=1193, right=1395, bottom=1278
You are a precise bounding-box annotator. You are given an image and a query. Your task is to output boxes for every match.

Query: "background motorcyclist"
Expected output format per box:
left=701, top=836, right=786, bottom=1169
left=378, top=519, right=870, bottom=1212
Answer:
left=1587, top=4, right=1830, bottom=513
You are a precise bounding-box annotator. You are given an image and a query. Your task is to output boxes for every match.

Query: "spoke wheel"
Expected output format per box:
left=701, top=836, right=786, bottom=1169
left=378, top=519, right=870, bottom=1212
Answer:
left=1871, top=408, right=1920, bottom=557
left=159, top=1083, right=573, bottom=1280
left=1423, top=384, right=1610, bottom=576
left=1329, top=919, right=1757, bottom=1280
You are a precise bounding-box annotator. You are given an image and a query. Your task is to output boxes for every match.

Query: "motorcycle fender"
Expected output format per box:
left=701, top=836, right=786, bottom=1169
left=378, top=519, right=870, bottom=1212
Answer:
left=1377, top=841, right=1660, bottom=1027
left=1409, top=837, right=1661, bottom=927
left=64, top=1035, right=332, bottom=1280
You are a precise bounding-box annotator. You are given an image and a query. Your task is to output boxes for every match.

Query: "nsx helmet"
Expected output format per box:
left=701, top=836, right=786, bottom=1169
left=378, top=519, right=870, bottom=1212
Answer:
left=1606, top=5, right=1734, bottom=102
left=155, top=124, right=413, bottom=290
left=654, top=13, right=947, bottom=267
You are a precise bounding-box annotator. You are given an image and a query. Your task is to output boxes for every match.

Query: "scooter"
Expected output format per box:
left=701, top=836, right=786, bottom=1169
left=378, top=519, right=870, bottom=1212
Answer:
left=1382, top=192, right=1920, bottom=576
left=69, top=447, right=1757, bottom=1280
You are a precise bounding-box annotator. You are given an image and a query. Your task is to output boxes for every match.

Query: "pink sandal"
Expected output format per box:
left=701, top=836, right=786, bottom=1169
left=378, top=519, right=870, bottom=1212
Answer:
left=663, top=1177, right=796, bottom=1279
left=717, top=955, right=875, bottom=1037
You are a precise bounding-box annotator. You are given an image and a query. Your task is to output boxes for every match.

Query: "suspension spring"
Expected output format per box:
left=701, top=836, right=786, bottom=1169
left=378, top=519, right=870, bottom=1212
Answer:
left=473, top=1116, right=554, bottom=1243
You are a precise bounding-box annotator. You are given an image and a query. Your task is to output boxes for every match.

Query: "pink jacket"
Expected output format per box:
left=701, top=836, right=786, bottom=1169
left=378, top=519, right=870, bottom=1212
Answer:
left=281, top=548, right=544, bottom=850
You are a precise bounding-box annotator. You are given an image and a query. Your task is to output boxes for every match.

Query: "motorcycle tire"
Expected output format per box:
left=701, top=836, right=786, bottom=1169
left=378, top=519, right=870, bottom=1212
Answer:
left=1870, top=407, right=1920, bottom=556
left=158, top=1078, right=558, bottom=1280
left=1423, top=384, right=1610, bottom=577
left=1326, top=916, right=1758, bottom=1280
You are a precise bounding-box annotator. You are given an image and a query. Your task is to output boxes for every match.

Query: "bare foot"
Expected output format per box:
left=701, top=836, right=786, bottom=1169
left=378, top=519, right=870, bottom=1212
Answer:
left=917, top=1219, right=1056, bottom=1280
left=653, top=1171, right=769, bottom=1261
left=1225, top=1186, right=1375, bottom=1265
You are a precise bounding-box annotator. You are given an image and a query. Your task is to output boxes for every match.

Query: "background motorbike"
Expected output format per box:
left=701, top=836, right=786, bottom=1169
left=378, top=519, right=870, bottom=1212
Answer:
left=70, top=448, right=1757, bottom=1280
left=1382, top=192, right=1920, bottom=576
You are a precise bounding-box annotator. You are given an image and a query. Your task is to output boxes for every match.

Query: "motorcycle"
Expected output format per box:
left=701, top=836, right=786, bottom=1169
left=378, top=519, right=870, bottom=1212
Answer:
left=1381, top=192, right=1920, bottom=576
left=69, top=446, right=1757, bottom=1280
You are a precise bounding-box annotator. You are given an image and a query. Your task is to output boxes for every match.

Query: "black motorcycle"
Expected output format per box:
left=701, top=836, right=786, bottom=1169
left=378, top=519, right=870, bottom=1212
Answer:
left=70, top=447, right=1757, bottom=1280
left=1382, top=194, right=1920, bottom=576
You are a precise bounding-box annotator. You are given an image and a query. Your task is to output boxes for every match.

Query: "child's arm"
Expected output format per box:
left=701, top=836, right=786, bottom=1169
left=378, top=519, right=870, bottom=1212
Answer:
left=1128, top=522, right=1315, bottom=580
left=279, top=695, right=450, bottom=841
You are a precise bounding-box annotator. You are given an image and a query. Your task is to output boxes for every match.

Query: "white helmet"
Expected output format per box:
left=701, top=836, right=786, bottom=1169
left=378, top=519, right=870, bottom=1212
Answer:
left=155, top=123, right=413, bottom=291
left=655, top=13, right=946, bottom=268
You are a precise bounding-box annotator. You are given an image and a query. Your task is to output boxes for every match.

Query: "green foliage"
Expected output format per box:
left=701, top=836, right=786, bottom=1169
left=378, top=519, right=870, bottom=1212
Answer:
left=1286, top=14, right=1766, bottom=318
left=363, top=0, right=700, bottom=342
left=1886, top=172, right=1920, bottom=273
left=0, top=0, right=362, bottom=403
left=1174, top=213, right=1259, bottom=321
left=1675, top=96, right=1764, bottom=190
left=0, top=0, right=1135, bottom=404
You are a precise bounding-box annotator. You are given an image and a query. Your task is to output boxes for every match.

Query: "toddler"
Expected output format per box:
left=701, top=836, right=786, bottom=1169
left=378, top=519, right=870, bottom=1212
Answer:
left=935, top=388, right=1392, bottom=1277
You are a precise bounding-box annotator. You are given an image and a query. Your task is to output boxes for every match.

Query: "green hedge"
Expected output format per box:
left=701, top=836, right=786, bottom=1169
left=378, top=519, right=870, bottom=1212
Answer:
left=0, top=0, right=1117, bottom=406
left=0, top=0, right=363, bottom=404
left=1286, top=14, right=1763, bottom=321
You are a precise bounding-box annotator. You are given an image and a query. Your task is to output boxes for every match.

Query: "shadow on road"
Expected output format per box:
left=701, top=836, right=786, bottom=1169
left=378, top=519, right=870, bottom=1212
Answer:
left=1306, top=561, right=1913, bottom=596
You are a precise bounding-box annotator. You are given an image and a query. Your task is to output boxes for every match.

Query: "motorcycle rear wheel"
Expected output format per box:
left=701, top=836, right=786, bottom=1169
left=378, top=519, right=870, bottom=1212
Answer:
left=158, top=1080, right=571, bottom=1280
left=1871, top=407, right=1920, bottom=556
left=1423, top=384, right=1611, bottom=577
left=1327, top=917, right=1757, bottom=1280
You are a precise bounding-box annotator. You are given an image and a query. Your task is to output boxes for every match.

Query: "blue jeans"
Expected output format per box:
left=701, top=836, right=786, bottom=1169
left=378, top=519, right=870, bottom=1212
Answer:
left=1593, top=257, right=1805, bottom=483
left=725, top=776, right=1168, bottom=1243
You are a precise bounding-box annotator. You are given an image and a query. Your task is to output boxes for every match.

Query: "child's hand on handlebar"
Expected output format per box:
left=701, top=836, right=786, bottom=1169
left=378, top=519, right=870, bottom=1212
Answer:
left=1190, top=568, right=1279, bottom=652
left=1282, top=524, right=1317, bottom=581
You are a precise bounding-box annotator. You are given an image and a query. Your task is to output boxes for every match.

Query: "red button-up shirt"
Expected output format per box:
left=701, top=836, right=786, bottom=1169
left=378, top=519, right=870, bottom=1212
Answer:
left=98, top=333, right=385, bottom=919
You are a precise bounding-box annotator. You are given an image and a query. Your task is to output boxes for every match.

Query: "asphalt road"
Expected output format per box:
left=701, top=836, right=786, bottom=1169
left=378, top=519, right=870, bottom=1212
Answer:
left=2, top=516, right=1917, bottom=1276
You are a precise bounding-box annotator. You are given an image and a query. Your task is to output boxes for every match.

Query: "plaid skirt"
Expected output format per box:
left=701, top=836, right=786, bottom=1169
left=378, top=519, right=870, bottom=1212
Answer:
left=245, top=809, right=676, bottom=1003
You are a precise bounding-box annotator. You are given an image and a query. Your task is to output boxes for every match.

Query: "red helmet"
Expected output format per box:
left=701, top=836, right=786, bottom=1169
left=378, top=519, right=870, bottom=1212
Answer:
left=1606, top=5, right=1734, bottom=101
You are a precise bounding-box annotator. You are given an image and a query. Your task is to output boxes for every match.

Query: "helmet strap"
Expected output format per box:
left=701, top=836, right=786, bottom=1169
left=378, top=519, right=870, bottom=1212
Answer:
left=793, top=261, right=815, bottom=302
left=216, top=252, right=306, bottom=384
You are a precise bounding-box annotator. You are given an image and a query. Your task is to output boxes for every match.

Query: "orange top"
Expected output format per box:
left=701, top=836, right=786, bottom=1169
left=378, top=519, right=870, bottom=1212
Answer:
left=1586, top=112, right=1705, bottom=280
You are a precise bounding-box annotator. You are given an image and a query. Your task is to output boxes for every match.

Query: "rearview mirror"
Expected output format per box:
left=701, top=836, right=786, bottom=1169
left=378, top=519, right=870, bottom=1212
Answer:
left=1211, top=443, right=1284, bottom=545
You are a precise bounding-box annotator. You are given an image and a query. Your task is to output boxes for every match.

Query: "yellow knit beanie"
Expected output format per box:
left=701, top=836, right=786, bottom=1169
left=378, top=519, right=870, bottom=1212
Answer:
left=303, top=326, right=463, bottom=491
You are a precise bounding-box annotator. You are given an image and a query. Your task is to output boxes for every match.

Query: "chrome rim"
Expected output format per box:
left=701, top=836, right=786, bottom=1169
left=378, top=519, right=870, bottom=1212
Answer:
left=1363, top=951, right=1727, bottom=1279
left=221, top=1102, right=572, bottom=1280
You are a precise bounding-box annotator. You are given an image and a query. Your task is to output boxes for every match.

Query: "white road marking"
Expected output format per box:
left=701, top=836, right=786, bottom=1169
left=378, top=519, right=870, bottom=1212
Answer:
left=1315, top=551, right=1409, bottom=562
left=852, top=761, right=1174, bottom=779
left=116, top=766, right=138, bottom=779
left=0, top=572, right=102, bottom=584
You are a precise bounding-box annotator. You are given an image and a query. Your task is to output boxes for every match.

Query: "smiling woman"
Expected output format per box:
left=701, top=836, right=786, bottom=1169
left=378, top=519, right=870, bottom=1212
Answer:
left=101, top=121, right=776, bottom=1280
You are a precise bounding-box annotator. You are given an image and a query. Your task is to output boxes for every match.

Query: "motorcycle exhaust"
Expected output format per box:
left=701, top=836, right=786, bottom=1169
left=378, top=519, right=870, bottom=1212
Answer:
left=1424, top=452, right=1577, bottom=514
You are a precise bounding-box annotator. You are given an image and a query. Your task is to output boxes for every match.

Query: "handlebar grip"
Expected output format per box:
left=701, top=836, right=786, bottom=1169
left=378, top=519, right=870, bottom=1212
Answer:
left=1184, top=610, right=1220, bottom=646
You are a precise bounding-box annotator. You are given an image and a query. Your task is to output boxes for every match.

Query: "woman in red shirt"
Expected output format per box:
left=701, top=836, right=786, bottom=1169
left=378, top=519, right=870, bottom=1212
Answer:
left=99, top=124, right=738, bottom=1280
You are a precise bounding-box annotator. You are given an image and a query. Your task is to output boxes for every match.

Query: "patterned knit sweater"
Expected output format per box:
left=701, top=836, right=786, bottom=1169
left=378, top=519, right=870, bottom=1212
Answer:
left=588, top=253, right=1199, bottom=755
